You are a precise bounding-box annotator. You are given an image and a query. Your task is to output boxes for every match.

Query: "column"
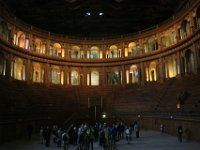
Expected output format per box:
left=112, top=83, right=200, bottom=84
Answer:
left=28, top=33, right=33, bottom=51
left=46, top=39, right=50, bottom=56
left=157, top=33, right=162, bottom=50
left=159, top=57, right=165, bottom=83
left=89, top=72, right=91, bottom=86
left=122, top=65, right=126, bottom=86
left=126, top=70, right=129, bottom=84
left=63, top=66, right=68, bottom=86
left=79, top=68, right=83, bottom=86
left=146, top=63, right=150, bottom=82
left=41, top=63, right=45, bottom=83
left=122, top=42, right=125, bottom=57
left=69, top=70, right=71, bottom=85
left=156, top=60, right=159, bottom=81
left=196, top=43, right=200, bottom=72
left=177, top=51, right=184, bottom=77
left=102, top=66, right=106, bottom=86
left=139, top=62, right=145, bottom=85
left=5, top=53, right=12, bottom=79
left=83, top=45, right=88, bottom=59
left=66, top=44, right=70, bottom=58
left=137, top=65, right=140, bottom=84
left=83, top=67, right=87, bottom=86
left=25, top=59, right=32, bottom=83
left=176, top=27, right=181, bottom=42
left=139, top=39, right=144, bottom=55
left=44, top=63, right=50, bottom=85
left=10, top=25, right=15, bottom=44
left=165, top=62, right=169, bottom=78
left=192, top=43, right=199, bottom=74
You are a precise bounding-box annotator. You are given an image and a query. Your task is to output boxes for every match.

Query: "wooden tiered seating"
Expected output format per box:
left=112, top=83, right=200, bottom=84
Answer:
left=113, top=75, right=200, bottom=115
left=1, top=74, right=200, bottom=121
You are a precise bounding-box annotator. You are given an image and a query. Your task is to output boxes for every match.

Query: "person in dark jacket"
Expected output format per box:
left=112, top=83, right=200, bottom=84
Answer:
left=177, top=126, right=183, bottom=142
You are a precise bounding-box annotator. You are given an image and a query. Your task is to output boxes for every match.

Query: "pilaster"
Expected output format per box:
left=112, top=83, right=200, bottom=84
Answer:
left=159, top=57, right=165, bottom=83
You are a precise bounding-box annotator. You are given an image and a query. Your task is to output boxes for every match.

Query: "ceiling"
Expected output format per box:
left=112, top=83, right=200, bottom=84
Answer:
left=3, top=0, right=188, bottom=37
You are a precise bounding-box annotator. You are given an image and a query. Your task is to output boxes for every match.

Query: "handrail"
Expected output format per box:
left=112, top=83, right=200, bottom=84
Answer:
left=62, top=113, right=77, bottom=126
left=117, top=112, right=200, bottom=121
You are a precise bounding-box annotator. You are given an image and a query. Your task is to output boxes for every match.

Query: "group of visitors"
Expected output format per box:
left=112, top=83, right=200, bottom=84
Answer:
left=40, top=125, right=71, bottom=150
left=38, top=120, right=140, bottom=150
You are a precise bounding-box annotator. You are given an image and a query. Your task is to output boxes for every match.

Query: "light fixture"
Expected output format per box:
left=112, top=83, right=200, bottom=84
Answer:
left=102, top=114, right=106, bottom=118
left=99, top=12, right=104, bottom=16
left=102, top=112, right=107, bottom=118
left=85, top=12, right=91, bottom=16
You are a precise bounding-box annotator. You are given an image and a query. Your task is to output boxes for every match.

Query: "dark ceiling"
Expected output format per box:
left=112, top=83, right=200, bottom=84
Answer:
left=3, top=0, right=188, bottom=37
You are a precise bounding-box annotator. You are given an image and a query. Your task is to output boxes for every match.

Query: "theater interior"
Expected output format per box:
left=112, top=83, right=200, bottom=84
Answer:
left=0, top=0, right=200, bottom=148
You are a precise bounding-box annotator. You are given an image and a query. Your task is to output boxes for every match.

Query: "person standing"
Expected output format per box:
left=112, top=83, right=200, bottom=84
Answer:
left=125, top=126, right=130, bottom=144
left=160, top=124, right=164, bottom=133
left=134, top=122, right=140, bottom=138
left=177, top=126, right=183, bottom=142
left=57, top=128, right=62, bottom=147
left=62, top=131, right=70, bottom=150
left=44, top=126, right=51, bottom=147
left=40, top=126, right=44, bottom=144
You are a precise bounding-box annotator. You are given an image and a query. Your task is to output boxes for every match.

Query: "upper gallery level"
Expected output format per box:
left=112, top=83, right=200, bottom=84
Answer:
left=0, top=0, right=200, bottom=61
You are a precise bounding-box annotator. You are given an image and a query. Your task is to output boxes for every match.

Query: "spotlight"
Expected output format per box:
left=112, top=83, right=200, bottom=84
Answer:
left=102, top=114, right=106, bottom=118
left=85, top=12, right=91, bottom=16
left=102, top=112, right=107, bottom=118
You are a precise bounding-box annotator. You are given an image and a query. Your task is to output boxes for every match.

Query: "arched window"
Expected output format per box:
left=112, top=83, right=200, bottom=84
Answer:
left=34, top=38, right=46, bottom=54
left=146, top=62, right=157, bottom=82
left=91, top=71, right=99, bottom=86
left=0, top=18, right=9, bottom=41
left=165, top=35, right=171, bottom=47
left=108, top=71, right=121, bottom=85
left=50, top=43, right=62, bottom=57
left=162, top=30, right=177, bottom=48
left=128, top=42, right=140, bottom=56
left=17, top=31, right=26, bottom=48
left=71, top=71, right=79, bottom=85
left=180, top=20, right=190, bottom=39
left=171, top=31, right=177, bottom=44
left=51, top=65, right=61, bottom=84
left=148, top=37, right=158, bottom=51
left=33, top=62, right=44, bottom=83
left=88, top=46, right=101, bottom=59
left=108, top=45, right=118, bottom=58
left=13, top=57, right=25, bottom=80
left=166, top=56, right=177, bottom=78
left=143, top=42, right=149, bottom=53
left=129, top=65, right=139, bottom=84
left=149, top=62, right=157, bottom=81
left=71, top=46, right=81, bottom=58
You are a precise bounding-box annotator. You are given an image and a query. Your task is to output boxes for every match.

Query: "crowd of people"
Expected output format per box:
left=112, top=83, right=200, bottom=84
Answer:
left=39, top=121, right=140, bottom=150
